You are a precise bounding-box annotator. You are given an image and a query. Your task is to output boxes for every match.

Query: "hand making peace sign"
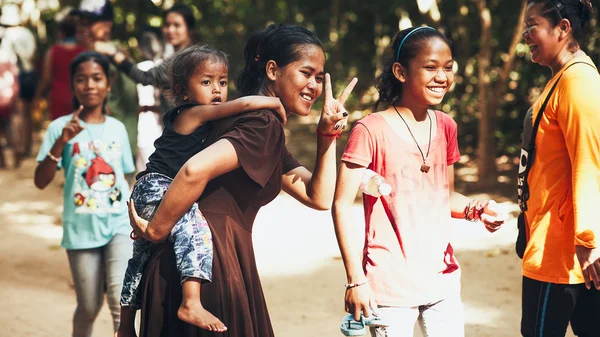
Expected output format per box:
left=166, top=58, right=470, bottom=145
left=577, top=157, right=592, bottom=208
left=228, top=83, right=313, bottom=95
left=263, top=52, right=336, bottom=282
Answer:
left=317, top=74, right=358, bottom=136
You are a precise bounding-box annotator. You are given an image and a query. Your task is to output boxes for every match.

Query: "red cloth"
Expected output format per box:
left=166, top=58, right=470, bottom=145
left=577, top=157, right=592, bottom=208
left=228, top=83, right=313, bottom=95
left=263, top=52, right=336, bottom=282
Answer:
left=48, top=44, right=86, bottom=120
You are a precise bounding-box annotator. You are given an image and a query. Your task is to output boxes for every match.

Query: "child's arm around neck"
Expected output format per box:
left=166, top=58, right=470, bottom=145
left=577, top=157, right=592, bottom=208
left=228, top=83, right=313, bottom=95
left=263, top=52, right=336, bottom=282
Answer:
left=172, top=96, right=287, bottom=135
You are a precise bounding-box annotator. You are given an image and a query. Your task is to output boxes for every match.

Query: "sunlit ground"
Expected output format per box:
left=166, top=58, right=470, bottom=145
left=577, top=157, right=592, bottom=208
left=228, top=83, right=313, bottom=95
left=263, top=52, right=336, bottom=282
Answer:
left=0, top=154, right=575, bottom=337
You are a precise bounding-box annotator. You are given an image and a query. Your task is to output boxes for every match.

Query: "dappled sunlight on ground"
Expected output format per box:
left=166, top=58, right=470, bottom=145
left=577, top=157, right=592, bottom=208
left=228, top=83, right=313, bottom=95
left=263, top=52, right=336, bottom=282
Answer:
left=11, top=220, right=63, bottom=241
left=0, top=155, right=575, bottom=337
left=256, top=193, right=527, bottom=337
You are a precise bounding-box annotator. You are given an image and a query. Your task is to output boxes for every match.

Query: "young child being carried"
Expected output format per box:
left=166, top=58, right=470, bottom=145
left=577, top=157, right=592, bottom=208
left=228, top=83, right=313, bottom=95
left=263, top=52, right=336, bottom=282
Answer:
left=118, top=44, right=287, bottom=336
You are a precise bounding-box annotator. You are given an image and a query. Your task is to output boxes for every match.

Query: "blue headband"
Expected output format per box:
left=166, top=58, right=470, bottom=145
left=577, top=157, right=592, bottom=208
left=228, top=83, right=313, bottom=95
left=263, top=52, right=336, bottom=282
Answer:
left=395, top=26, right=437, bottom=62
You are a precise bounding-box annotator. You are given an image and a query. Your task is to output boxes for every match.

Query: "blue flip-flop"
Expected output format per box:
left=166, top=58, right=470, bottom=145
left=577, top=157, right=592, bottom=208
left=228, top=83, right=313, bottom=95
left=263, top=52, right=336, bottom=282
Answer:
left=363, top=314, right=389, bottom=328
left=340, top=314, right=367, bottom=336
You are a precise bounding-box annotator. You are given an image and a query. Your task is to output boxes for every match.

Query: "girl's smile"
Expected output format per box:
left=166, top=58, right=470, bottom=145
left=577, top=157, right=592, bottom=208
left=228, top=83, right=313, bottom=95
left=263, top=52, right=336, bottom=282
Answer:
left=399, top=37, right=454, bottom=108
left=270, top=46, right=325, bottom=117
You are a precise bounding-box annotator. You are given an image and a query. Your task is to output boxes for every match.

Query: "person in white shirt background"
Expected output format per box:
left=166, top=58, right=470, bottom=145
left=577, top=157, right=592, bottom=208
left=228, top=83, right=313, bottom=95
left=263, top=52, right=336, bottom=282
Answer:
left=135, top=28, right=165, bottom=172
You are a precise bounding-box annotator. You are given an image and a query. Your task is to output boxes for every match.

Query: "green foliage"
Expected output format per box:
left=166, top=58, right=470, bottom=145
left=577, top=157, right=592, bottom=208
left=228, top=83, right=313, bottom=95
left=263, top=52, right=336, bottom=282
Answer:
left=45, top=0, right=600, bottom=159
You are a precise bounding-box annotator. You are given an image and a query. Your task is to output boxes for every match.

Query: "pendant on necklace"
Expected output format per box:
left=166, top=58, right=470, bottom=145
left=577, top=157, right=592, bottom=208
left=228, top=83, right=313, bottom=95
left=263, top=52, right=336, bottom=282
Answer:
left=420, top=163, right=430, bottom=173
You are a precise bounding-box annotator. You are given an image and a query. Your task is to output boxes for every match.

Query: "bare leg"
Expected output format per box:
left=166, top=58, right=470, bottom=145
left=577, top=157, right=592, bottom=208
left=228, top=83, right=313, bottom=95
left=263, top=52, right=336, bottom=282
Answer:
left=10, top=100, right=24, bottom=168
left=0, top=145, right=5, bottom=168
left=0, top=120, right=6, bottom=169
left=115, top=306, right=137, bottom=337
left=177, top=278, right=227, bottom=332
left=21, top=100, right=33, bottom=157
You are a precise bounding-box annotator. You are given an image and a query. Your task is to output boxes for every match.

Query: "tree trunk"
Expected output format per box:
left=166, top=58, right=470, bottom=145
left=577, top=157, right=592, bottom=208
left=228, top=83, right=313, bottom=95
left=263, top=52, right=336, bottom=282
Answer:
left=475, top=0, right=494, bottom=187
left=489, top=0, right=527, bottom=109
left=452, top=0, right=471, bottom=77
left=474, top=0, right=526, bottom=188
left=329, top=0, right=341, bottom=66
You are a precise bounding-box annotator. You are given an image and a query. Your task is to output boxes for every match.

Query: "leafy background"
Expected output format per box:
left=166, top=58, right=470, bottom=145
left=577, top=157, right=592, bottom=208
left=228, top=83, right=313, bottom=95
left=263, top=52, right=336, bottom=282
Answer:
left=23, top=0, right=600, bottom=192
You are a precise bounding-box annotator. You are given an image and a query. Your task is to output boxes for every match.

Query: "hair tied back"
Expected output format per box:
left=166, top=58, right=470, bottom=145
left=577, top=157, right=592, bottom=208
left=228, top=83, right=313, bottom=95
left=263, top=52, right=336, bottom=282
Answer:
left=550, top=0, right=564, bottom=12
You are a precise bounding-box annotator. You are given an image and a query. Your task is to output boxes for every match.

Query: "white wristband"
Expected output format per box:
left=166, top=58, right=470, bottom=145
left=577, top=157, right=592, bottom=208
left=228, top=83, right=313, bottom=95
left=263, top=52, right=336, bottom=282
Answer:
left=47, top=151, right=61, bottom=163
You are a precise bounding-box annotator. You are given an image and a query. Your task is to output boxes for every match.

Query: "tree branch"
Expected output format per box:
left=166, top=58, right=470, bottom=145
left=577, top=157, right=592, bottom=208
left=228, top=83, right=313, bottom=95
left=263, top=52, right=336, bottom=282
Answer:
left=491, top=0, right=527, bottom=101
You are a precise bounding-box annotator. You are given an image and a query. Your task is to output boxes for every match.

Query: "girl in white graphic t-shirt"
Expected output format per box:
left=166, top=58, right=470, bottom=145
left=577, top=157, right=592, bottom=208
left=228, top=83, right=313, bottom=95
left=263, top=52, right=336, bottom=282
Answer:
left=332, top=26, right=506, bottom=337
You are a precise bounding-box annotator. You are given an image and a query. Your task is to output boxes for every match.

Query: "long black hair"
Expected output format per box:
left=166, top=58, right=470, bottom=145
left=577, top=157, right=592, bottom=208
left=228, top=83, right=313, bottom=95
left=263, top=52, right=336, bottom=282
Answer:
left=236, top=24, right=324, bottom=96
left=69, top=51, right=111, bottom=113
left=374, top=27, right=451, bottom=110
left=527, top=0, right=594, bottom=50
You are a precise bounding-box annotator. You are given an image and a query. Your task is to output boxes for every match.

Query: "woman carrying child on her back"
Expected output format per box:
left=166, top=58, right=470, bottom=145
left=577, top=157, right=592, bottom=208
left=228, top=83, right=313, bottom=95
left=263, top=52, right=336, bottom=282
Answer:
left=332, top=27, right=506, bottom=337
left=127, top=23, right=356, bottom=337
left=116, top=44, right=289, bottom=336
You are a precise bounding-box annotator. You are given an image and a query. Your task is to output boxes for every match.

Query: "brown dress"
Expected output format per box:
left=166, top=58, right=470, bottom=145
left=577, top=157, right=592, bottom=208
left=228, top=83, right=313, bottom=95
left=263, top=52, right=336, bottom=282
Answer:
left=138, top=110, right=300, bottom=337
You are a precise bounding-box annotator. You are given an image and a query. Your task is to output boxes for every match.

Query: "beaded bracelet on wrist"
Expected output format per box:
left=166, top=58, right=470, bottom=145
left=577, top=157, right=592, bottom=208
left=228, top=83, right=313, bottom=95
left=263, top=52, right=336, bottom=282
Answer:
left=464, top=200, right=489, bottom=222
left=344, top=280, right=367, bottom=289
left=47, top=151, right=61, bottom=164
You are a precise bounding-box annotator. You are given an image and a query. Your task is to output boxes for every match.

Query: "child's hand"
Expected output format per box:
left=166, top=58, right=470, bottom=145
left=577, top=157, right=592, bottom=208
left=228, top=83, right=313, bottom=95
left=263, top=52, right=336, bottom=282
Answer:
left=94, top=41, right=117, bottom=56
left=481, top=200, right=505, bottom=233
left=60, top=106, right=85, bottom=144
left=271, top=97, right=287, bottom=126
left=344, top=282, right=378, bottom=322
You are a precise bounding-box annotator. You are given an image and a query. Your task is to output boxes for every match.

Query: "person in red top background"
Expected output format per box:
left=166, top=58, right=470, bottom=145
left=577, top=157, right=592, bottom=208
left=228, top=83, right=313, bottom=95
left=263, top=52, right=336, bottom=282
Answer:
left=33, top=7, right=86, bottom=121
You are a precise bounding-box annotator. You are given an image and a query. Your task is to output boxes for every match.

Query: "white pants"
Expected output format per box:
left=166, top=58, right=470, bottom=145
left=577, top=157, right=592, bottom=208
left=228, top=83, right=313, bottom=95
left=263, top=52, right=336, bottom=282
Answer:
left=370, top=281, right=464, bottom=337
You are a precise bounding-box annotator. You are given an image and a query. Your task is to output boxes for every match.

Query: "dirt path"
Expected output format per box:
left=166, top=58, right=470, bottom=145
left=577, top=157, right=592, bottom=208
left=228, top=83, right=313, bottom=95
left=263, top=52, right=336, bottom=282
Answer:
left=0, top=155, right=575, bottom=337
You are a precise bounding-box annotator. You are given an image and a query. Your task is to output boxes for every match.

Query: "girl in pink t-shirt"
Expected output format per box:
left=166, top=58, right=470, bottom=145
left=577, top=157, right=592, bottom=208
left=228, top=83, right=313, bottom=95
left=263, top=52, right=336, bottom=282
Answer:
left=332, top=26, right=506, bottom=337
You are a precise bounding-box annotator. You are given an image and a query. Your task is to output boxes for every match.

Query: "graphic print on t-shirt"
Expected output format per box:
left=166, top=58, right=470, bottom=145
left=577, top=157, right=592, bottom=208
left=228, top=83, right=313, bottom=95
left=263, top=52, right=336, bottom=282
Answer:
left=71, top=139, right=124, bottom=213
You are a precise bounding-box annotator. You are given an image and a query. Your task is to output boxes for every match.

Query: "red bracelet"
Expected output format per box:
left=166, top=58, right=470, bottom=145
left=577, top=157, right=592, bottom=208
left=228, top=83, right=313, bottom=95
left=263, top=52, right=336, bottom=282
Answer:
left=464, top=200, right=477, bottom=222
left=474, top=200, right=489, bottom=221
left=316, top=129, right=340, bottom=138
left=464, top=200, right=489, bottom=222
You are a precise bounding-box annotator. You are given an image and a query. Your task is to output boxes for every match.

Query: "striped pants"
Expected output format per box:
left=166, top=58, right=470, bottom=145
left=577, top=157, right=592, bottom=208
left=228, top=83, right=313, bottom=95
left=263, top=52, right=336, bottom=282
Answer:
left=521, top=276, right=600, bottom=337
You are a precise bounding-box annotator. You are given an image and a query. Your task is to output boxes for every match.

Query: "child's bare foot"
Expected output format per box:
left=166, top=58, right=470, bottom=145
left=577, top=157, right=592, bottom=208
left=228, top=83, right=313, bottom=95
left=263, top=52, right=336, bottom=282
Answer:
left=177, top=301, right=227, bottom=332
